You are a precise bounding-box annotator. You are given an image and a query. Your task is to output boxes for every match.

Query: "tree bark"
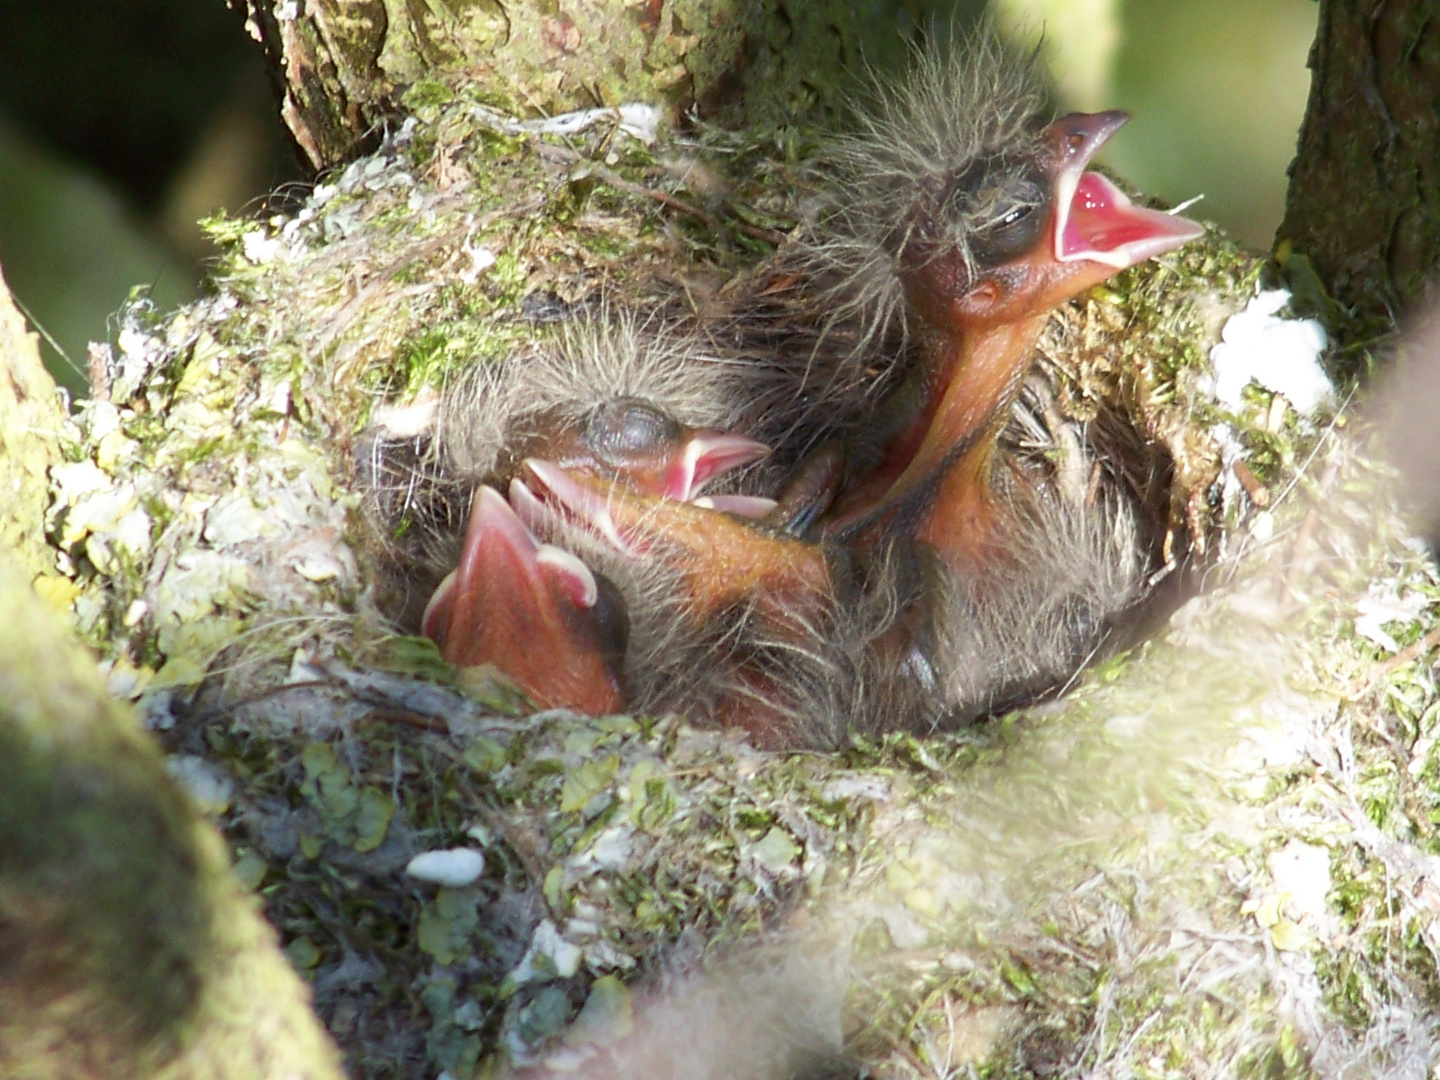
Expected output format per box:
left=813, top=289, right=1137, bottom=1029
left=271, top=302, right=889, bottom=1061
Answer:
left=1279, top=0, right=1440, bottom=335
left=237, top=0, right=930, bottom=171
left=0, top=261, right=65, bottom=581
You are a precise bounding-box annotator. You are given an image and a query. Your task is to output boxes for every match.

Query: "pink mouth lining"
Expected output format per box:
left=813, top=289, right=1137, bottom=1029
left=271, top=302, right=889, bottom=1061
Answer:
left=1046, top=111, right=1205, bottom=270
left=1057, top=171, right=1205, bottom=268
left=663, top=432, right=771, bottom=501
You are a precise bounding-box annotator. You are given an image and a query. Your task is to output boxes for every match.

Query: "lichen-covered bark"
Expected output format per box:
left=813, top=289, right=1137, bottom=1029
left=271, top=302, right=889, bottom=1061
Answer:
left=237, top=0, right=935, bottom=170
left=1279, top=0, right=1440, bottom=337
left=0, top=260, right=66, bottom=581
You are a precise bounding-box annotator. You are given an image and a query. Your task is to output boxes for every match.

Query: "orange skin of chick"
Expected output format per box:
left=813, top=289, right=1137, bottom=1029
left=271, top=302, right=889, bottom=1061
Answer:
left=822, top=230, right=1143, bottom=565
left=822, top=111, right=1204, bottom=567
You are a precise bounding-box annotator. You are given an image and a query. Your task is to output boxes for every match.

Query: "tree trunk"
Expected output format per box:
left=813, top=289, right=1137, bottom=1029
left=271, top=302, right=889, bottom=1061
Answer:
left=1279, top=0, right=1440, bottom=336
left=0, top=261, right=65, bottom=581
left=0, top=330, right=345, bottom=1080
left=237, top=0, right=932, bottom=170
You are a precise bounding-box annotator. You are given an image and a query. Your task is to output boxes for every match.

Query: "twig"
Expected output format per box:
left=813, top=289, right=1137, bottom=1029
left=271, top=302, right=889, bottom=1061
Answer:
left=532, top=141, right=785, bottom=243
left=1377, top=625, right=1440, bottom=679
left=197, top=675, right=448, bottom=733
left=193, top=678, right=336, bottom=722
left=1282, top=506, right=1321, bottom=598
left=1232, top=459, right=1270, bottom=508
left=364, top=708, right=449, bottom=732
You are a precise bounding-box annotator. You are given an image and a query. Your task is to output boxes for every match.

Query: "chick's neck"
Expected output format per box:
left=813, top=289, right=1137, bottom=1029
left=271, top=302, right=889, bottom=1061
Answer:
left=824, top=305, right=1049, bottom=564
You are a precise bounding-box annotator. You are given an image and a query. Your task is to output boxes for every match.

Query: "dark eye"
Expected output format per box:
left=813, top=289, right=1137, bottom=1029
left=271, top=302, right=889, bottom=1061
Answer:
left=998, top=205, right=1033, bottom=229
left=972, top=177, right=1051, bottom=265
left=586, top=397, right=681, bottom=467
left=943, top=157, right=1053, bottom=267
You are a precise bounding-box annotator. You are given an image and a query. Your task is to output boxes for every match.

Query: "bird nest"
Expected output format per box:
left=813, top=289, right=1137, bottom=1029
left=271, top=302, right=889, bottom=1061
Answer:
left=39, top=76, right=1440, bottom=1079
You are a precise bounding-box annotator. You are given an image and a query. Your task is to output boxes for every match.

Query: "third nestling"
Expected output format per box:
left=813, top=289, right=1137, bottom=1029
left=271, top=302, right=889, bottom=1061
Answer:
left=374, top=29, right=1206, bottom=747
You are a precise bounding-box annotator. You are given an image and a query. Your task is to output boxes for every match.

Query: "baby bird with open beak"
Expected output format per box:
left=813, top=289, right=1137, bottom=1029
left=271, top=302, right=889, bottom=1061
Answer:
left=500, top=30, right=1204, bottom=743
left=397, top=315, right=775, bottom=714
left=422, top=395, right=771, bottom=713
left=815, top=104, right=1202, bottom=556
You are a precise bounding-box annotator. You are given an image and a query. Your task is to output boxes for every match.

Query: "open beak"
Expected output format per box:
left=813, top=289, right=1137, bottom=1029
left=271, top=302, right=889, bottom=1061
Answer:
left=662, top=432, right=771, bottom=501
left=514, top=426, right=773, bottom=555
left=822, top=115, right=1205, bottom=543
left=422, top=486, right=623, bottom=713
left=517, top=459, right=832, bottom=620
left=1048, top=111, right=1205, bottom=269
left=514, top=460, right=634, bottom=553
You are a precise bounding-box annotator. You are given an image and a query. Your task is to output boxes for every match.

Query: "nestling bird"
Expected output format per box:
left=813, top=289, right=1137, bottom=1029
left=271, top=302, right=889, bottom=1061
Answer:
left=421, top=484, right=629, bottom=713
left=406, top=321, right=773, bottom=712
left=389, top=29, right=1205, bottom=746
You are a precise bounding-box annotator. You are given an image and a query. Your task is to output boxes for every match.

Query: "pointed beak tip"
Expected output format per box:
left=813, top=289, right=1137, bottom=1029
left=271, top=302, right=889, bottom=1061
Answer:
left=473, top=484, right=510, bottom=516
left=693, top=432, right=772, bottom=466
left=508, top=475, right=550, bottom=526
left=672, top=432, right=772, bottom=500
left=1054, top=170, right=1207, bottom=270
left=465, top=482, right=537, bottom=555
left=520, top=458, right=630, bottom=553
left=1051, top=110, right=1130, bottom=167
left=420, top=568, right=458, bottom=645
left=521, top=457, right=586, bottom=509
left=694, top=494, right=780, bottom=519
